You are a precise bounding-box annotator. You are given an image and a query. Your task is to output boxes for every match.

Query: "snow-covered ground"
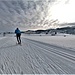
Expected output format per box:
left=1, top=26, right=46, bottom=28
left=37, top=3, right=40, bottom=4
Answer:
left=24, top=34, right=75, bottom=49
left=0, top=34, right=75, bottom=74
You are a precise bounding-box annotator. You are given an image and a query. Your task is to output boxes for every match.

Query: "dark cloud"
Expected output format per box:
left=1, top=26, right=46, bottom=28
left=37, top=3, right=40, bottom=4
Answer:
left=0, top=0, right=58, bottom=31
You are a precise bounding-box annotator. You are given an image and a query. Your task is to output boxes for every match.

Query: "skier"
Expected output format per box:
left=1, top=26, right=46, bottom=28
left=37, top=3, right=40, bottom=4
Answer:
left=15, top=28, right=21, bottom=44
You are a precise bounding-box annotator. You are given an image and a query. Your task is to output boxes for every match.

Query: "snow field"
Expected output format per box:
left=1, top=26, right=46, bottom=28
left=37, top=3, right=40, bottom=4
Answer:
left=24, top=34, right=75, bottom=49
left=0, top=35, right=75, bottom=74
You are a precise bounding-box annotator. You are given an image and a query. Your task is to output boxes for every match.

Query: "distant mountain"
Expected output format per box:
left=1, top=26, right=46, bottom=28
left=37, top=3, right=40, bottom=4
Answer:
left=25, top=26, right=75, bottom=35
left=60, top=22, right=75, bottom=26
left=56, top=26, right=75, bottom=34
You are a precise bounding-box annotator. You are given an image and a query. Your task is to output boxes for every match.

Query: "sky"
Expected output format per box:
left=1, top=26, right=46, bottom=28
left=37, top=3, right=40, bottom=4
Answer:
left=51, top=0, right=75, bottom=23
left=0, top=0, right=75, bottom=31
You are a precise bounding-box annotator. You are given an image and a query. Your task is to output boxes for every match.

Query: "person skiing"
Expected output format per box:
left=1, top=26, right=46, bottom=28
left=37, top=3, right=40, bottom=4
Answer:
left=15, top=28, right=21, bottom=44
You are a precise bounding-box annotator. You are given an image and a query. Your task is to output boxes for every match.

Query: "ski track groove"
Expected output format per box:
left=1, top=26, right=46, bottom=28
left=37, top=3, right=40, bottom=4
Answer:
left=26, top=40, right=67, bottom=74
left=0, top=37, right=75, bottom=74
left=24, top=38, right=75, bottom=73
left=28, top=44, right=56, bottom=73
left=26, top=38, right=75, bottom=62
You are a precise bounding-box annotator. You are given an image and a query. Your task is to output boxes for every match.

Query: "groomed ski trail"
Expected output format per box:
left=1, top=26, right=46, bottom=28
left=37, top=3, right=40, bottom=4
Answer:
left=0, top=37, right=75, bottom=74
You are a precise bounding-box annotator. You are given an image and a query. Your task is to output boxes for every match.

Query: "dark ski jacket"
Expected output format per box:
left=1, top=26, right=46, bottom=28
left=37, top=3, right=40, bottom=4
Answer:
left=15, top=28, right=21, bottom=34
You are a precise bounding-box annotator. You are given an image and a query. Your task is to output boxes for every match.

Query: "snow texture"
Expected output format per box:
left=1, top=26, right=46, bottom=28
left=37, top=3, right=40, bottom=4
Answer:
left=0, top=34, right=75, bottom=74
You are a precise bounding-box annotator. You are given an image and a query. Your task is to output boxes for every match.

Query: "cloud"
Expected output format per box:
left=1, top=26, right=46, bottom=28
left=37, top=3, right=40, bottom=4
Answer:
left=65, top=0, right=70, bottom=4
left=0, top=0, right=73, bottom=31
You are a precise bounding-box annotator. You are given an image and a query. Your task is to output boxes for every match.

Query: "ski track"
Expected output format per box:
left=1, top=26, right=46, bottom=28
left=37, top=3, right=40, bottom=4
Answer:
left=0, top=37, right=75, bottom=74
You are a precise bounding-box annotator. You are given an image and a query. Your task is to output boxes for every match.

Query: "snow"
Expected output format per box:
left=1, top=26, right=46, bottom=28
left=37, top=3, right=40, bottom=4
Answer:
left=0, top=34, right=75, bottom=74
left=24, top=34, right=75, bottom=49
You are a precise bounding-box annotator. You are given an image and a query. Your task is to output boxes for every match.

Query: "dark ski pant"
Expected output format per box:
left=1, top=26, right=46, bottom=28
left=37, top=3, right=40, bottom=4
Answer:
left=16, top=34, right=21, bottom=44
